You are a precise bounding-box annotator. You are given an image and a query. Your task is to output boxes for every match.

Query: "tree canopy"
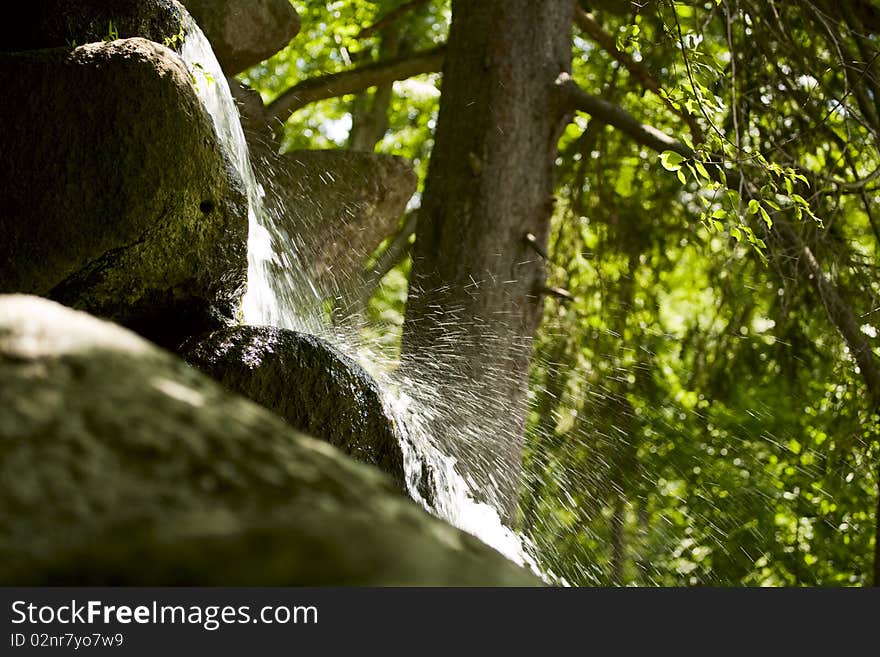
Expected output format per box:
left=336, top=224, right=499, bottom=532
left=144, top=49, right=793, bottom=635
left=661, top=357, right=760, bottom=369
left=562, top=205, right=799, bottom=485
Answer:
left=242, top=0, right=880, bottom=586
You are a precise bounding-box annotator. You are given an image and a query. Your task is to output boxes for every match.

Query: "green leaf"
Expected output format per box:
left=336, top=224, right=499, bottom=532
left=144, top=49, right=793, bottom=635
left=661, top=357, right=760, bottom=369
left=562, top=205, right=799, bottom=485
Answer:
left=694, top=160, right=710, bottom=180
left=661, top=150, right=686, bottom=171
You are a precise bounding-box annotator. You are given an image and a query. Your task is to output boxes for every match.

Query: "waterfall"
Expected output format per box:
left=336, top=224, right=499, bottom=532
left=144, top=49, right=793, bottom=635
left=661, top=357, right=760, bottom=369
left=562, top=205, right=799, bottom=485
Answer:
left=179, top=17, right=322, bottom=333
left=177, top=19, right=543, bottom=577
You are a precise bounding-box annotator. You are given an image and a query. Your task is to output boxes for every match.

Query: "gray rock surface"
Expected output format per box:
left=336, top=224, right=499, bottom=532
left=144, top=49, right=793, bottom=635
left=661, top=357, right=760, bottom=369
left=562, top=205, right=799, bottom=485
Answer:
left=0, top=295, right=539, bottom=586
left=181, top=0, right=301, bottom=75
left=263, top=150, right=417, bottom=294
left=0, top=38, right=248, bottom=348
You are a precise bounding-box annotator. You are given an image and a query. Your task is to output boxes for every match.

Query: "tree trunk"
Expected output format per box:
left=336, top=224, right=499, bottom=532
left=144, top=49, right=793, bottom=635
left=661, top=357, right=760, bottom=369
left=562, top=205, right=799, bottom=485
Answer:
left=400, top=0, right=574, bottom=521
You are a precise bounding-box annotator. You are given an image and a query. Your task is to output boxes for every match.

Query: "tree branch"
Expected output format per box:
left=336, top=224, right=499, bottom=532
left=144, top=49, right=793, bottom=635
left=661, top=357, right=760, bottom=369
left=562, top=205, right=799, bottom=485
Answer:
left=574, top=8, right=703, bottom=141
left=556, top=74, right=691, bottom=157
left=357, top=0, right=431, bottom=40
left=575, top=9, right=658, bottom=92
left=267, top=46, right=446, bottom=125
left=269, top=5, right=676, bottom=130
left=777, top=221, right=880, bottom=405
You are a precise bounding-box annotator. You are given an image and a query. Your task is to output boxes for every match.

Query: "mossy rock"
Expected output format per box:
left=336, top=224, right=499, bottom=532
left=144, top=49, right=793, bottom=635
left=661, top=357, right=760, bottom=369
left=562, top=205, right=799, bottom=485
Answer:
left=184, top=326, right=407, bottom=488
left=0, top=38, right=248, bottom=348
left=0, top=0, right=190, bottom=53
left=0, top=295, right=539, bottom=586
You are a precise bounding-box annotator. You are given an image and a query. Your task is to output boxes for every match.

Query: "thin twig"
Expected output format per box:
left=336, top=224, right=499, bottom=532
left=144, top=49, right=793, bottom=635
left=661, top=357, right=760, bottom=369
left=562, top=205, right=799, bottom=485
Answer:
left=357, top=0, right=431, bottom=40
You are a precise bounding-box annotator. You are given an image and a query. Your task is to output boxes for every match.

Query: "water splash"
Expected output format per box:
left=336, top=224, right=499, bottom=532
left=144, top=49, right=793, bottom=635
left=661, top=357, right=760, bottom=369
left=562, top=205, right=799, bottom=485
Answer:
left=177, top=18, right=545, bottom=577
left=388, top=386, right=542, bottom=572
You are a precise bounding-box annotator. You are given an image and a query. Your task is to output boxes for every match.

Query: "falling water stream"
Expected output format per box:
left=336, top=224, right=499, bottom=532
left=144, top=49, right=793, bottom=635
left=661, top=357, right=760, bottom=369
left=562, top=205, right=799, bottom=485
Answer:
left=178, top=20, right=542, bottom=575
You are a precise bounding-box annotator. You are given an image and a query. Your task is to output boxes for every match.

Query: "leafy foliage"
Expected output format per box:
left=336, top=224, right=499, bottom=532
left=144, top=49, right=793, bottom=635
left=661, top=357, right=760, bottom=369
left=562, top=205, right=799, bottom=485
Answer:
left=244, top=0, right=879, bottom=585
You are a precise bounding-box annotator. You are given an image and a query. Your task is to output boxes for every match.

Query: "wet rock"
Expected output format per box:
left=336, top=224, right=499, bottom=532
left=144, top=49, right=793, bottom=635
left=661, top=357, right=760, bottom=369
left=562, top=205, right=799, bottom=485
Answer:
left=263, top=150, right=418, bottom=293
left=181, top=0, right=301, bottom=75
left=0, top=0, right=190, bottom=53
left=183, top=325, right=406, bottom=488
left=0, top=295, right=540, bottom=586
left=0, top=38, right=248, bottom=348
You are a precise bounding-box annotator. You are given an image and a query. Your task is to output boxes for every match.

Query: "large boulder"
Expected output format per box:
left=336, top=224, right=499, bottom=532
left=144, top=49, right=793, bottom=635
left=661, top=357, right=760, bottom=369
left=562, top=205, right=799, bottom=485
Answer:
left=0, top=0, right=190, bottom=53
left=183, top=326, right=407, bottom=487
left=262, top=150, right=418, bottom=295
left=0, top=295, right=539, bottom=586
left=181, top=0, right=301, bottom=75
left=0, top=38, right=248, bottom=349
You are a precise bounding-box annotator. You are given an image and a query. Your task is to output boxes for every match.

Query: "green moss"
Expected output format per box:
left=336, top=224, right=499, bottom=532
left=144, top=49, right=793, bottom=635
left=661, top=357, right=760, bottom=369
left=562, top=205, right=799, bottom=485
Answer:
left=0, top=296, right=540, bottom=586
